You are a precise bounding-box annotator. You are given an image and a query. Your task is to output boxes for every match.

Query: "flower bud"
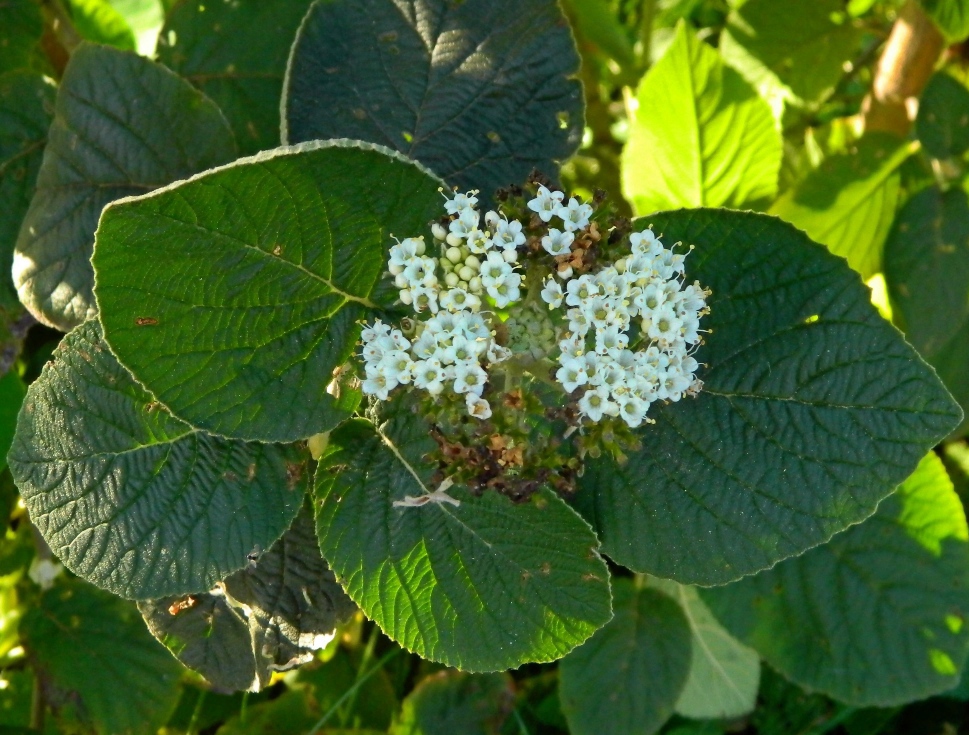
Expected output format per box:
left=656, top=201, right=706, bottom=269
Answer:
left=469, top=276, right=482, bottom=292
left=432, top=223, right=447, bottom=241
left=415, top=237, right=426, bottom=255
left=464, top=255, right=481, bottom=269
left=399, top=289, right=413, bottom=305
left=445, top=272, right=460, bottom=288
left=459, top=265, right=476, bottom=282
left=502, top=249, right=518, bottom=263
left=389, top=263, right=404, bottom=276
left=446, top=246, right=463, bottom=264
left=446, top=233, right=464, bottom=247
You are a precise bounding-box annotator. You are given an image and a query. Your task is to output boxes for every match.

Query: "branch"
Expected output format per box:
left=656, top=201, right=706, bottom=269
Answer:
left=862, top=0, right=945, bottom=136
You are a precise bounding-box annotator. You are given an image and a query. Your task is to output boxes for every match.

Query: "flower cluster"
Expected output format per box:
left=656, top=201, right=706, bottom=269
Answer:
left=540, top=224, right=709, bottom=428
left=362, top=190, right=523, bottom=418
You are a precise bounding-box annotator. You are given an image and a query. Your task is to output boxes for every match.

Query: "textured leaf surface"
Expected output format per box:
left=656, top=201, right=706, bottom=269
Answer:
left=0, top=71, right=52, bottom=372
left=572, top=209, right=962, bottom=584
left=884, top=186, right=969, bottom=437
left=0, top=371, right=24, bottom=473
left=283, top=0, right=583, bottom=197
left=770, top=134, right=911, bottom=279
left=648, top=579, right=760, bottom=720
left=720, top=0, right=861, bottom=104
left=0, top=0, right=43, bottom=74
left=13, top=42, right=237, bottom=331
left=140, top=508, right=354, bottom=692
left=94, top=140, right=442, bottom=442
left=916, top=72, right=969, bottom=159
left=921, top=0, right=969, bottom=41
left=391, top=671, right=514, bottom=735
left=7, top=321, right=306, bottom=599
left=558, top=581, right=691, bottom=735
left=702, top=453, right=969, bottom=706
left=314, top=407, right=613, bottom=672
left=622, top=22, right=780, bottom=216
left=156, top=0, right=311, bottom=155
left=21, top=580, right=182, bottom=735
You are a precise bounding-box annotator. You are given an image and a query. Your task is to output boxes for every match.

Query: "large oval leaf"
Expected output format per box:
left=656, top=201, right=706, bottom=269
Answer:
left=283, top=0, right=583, bottom=196
left=13, top=42, right=237, bottom=331
left=7, top=321, right=307, bottom=599
left=314, top=405, right=613, bottom=672
left=622, top=22, right=781, bottom=216
left=572, top=209, right=962, bottom=585
left=156, top=0, right=312, bottom=155
left=558, top=580, right=691, bottom=735
left=701, top=453, right=969, bottom=706
left=93, top=140, right=442, bottom=442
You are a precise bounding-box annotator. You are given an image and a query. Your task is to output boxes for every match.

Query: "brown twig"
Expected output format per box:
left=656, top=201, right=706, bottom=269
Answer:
left=862, top=0, right=945, bottom=136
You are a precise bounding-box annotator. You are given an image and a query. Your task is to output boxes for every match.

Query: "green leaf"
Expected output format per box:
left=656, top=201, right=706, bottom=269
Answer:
left=916, top=72, right=969, bottom=160
left=0, top=371, right=24, bottom=473
left=314, top=406, right=613, bottom=672
left=558, top=580, right=691, bottom=735
left=621, top=22, right=781, bottom=216
left=750, top=667, right=837, bottom=735
left=391, top=671, right=515, bottom=735
left=769, top=134, right=912, bottom=279
left=649, top=579, right=760, bottom=720
left=883, top=186, right=969, bottom=437
left=13, top=42, right=237, bottom=332
left=21, top=580, right=183, bottom=735
left=140, top=508, right=354, bottom=692
left=0, top=70, right=52, bottom=373
left=283, top=0, right=583, bottom=197
left=0, top=0, right=43, bottom=74
left=572, top=209, right=962, bottom=585
left=156, top=0, right=311, bottom=156
left=920, top=0, right=969, bottom=42
left=561, top=0, right=635, bottom=67
left=93, top=140, right=442, bottom=442
left=701, top=453, right=969, bottom=707
left=67, top=0, right=137, bottom=50
left=7, top=320, right=307, bottom=599
left=720, top=0, right=862, bottom=105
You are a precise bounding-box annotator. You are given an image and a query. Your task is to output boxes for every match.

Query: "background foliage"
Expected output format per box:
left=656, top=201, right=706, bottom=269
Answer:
left=3, top=0, right=969, bottom=733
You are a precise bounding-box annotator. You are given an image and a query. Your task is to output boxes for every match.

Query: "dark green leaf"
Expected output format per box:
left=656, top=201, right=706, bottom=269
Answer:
left=93, top=140, right=442, bottom=442
left=750, top=667, right=837, bottom=735
left=156, top=0, right=311, bottom=155
left=558, top=581, right=691, bottom=735
left=622, top=22, right=780, bottom=216
left=13, top=42, right=237, bottom=332
left=572, top=209, right=961, bottom=585
left=0, top=0, right=43, bottom=74
left=0, top=70, right=53, bottom=372
left=884, top=186, right=969, bottom=437
left=391, top=671, right=514, bottom=735
left=314, top=408, right=613, bottom=672
left=7, top=320, right=306, bottom=599
left=0, top=371, right=24, bottom=473
left=770, top=134, right=912, bottom=279
left=720, top=0, right=862, bottom=104
left=917, top=72, right=969, bottom=160
left=67, top=0, right=137, bottom=50
left=283, top=0, right=583, bottom=197
left=140, top=508, right=354, bottom=692
left=701, top=453, right=969, bottom=706
left=21, top=580, right=182, bottom=735
left=921, top=0, right=969, bottom=42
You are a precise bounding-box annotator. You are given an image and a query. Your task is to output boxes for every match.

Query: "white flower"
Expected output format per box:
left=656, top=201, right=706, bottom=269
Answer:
left=466, top=394, right=492, bottom=419
left=526, top=184, right=565, bottom=222
left=388, top=237, right=425, bottom=274
left=440, top=287, right=481, bottom=313
left=566, top=276, right=598, bottom=307
left=448, top=208, right=480, bottom=240
left=578, top=386, right=618, bottom=422
left=378, top=350, right=414, bottom=383
left=556, top=357, right=588, bottom=393
left=629, top=229, right=661, bottom=256
left=362, top=370, right=397, bottom=400
left=479, top=253, right=513, bottom=287
left=487, top=343, right=512, bottom=363
left=617, top=394, right=649, bottom=427
left=493, top=218, right=526, bottom=250
left=361, top=319, right=391, bottom=343
left=411, top=285, right=439, bottom=313
left=413, top=359, right=446, bottom=396
left=443, top=189, right=478, bottom=215
left=488, top=277, right=522, bottom=308
left=541, top=228, right=574, bottom=256
left=466, top=229, right=491, bottom=255
left=453, top=362, right=487, bottom=395
left=559, top=335, right=584, bottom=359
left=556, top=197, right=593, bottom=232
left=541, top=278, right=564, bottom=309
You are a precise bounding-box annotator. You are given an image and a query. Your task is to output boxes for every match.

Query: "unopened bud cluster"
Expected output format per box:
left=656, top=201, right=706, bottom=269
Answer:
left=360, top=181, right=710, bottom=435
